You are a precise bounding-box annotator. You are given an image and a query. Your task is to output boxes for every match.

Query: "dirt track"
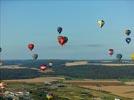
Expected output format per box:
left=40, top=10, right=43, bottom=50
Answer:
left=4, top=77, right=65, bottom=83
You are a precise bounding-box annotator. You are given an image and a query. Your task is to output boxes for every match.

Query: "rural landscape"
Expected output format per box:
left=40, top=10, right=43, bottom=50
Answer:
left=0, top=60, right=134, bottom=100
left=0, top=0, right=134, bottom=100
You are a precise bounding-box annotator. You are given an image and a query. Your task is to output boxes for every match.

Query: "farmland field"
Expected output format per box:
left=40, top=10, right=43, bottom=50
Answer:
left=2, top=77, right=134, bottom=100
left=65, top=80, right=134, bottom=99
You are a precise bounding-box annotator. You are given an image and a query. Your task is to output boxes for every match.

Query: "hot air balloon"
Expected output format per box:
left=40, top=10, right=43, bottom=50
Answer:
left=125, top=29, right=131, bottom=36
left=32, top=54, right=38, bottom=60
left=108, top=49, right=114, bottom=56
left=28, top=43, right=34, bottom=51
left=0, top=47, right=2, bottom=53
left=0, top=82, right=6, bottom=89
left=40, top=64, right=47, bottom=71
left=57, top=27, right=62, bottom=34
left=48, top=62, right=53, bottom=68
left=126, top=38, right=131, bottom=44
left=131, top=53, right=134, bottom=61
left=116, top=54, right=122, bottom=61
left=97, top=20, right=105, bottom=28
left=46, top=93, right=53, bottom=100
left=58, top=36, right=68, bottom=46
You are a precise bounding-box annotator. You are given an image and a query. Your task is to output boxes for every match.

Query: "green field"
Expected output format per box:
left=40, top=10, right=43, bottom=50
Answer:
left=1, top=81, right=132, bottom=100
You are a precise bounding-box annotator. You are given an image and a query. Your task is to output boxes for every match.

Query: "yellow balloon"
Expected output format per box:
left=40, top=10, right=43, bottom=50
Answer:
left=46, top=94, right=53, bottom=100
left=131, top=53, right=134, bottom=60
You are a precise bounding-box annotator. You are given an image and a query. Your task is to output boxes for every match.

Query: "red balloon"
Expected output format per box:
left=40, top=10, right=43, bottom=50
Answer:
left=40, top=64, right=47, bottom=71
left=58, top=36, right=68, bottom=46
left=108, top=49, right=114, bottom=56
left=28, top=43, right=34, bottom=51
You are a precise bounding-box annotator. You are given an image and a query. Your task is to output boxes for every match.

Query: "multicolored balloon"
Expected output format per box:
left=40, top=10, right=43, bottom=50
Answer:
left=108, top=49, right=114, bottom=56
left=97, top=20, right=105, bottom=28
left=0, top=82, right=6, bottom=89
left=58, top=36, right=68, bottom=46
left=125, top=29, right=131, bottom=36
left=40, top=64, right=47, bottom=71
left=46, top=93, right=53, bottom=100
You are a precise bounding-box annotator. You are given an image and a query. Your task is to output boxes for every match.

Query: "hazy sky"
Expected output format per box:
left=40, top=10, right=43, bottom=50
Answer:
left=0, top=0, right=134, bottom=60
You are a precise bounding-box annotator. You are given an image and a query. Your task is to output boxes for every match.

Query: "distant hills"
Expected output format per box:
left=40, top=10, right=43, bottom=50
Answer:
left=0, top=60, right=134, bottom=80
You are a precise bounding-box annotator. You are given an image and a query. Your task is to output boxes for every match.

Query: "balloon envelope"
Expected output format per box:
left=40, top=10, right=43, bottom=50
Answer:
left=125, top=29, right=131, bottom=36
left=28, top=43, right=34, bottom=50
left=32, top=54, right=38, bottom=60
left=108, top=49, right=114, bottom=56
left=57, top=27, right=62, bottom=34
left=97, top=20, right=105, bottom=28
left=58, top=36, right=68, bottom=46
left=46, top=93, right=53, bottom=100
left=0, top=47, right=2, bottom=52
left=40, top=64, right=47, bottom=71
left=0, top=82, right=6, bottom=89
left=49, top=62, right=53, bottom=67
left=126, top=38, right=131, bottom=44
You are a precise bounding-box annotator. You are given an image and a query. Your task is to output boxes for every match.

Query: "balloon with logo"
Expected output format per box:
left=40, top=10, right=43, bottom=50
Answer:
left=57, top=27, right=63, bottom=34
left=108, top=49, right=114, bottom=56
left=116, top=54, right=122, bottom=61
left=125, top=29, right=131, bottom=36
left=97, top=20, right=105, bottom=28
left=28, top=43, right=34, bottom=51
left=40, top=64, right=47, bottom=71
left=58, top=36, right=68, bottom=46
left=32, top=54, right=38, bottom=60
left=46, top=93, right=53, bottom=100
left=126, top=38, right=131, bottom=44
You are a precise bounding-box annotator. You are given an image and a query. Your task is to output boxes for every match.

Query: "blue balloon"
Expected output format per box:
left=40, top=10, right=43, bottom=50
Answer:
left=57, top=27, right=62, bottom=34
left=0, top=47, right=2, bottom=52
left=126, top=38, right=131, bottom=44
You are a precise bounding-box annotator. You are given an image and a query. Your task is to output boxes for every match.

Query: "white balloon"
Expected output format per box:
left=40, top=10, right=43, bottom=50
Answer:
left=97, top=20, right=105, bottom=28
